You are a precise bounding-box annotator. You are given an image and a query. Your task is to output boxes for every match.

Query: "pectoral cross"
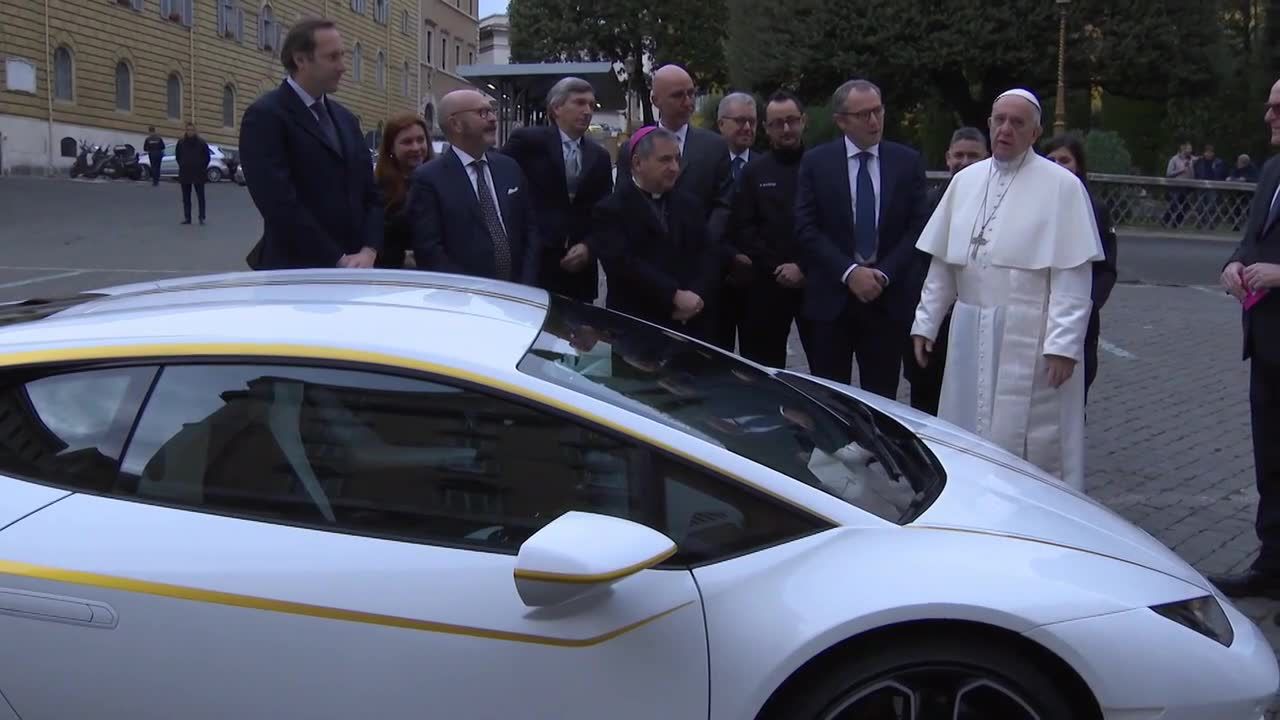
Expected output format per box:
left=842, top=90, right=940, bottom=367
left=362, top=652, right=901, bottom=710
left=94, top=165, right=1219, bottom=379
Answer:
left=969, top=234, right=988, bottom=260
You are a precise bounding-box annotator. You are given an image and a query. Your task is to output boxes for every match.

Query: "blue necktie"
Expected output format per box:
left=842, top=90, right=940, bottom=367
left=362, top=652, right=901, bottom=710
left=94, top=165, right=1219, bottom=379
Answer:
left=732, top=156, right=746, bottom=186
left=854, top=151, right=876, bottom=261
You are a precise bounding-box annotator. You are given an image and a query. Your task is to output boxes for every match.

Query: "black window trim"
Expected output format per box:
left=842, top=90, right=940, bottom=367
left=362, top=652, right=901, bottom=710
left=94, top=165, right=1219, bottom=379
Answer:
left=0, top=354, right=835, bottom=566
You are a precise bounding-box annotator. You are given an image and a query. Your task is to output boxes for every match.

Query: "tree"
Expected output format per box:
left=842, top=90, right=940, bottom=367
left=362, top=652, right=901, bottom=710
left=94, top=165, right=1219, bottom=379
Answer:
left=509, top=0, right=728, bottom=126
left=727, top=0, right=1222, bottom=135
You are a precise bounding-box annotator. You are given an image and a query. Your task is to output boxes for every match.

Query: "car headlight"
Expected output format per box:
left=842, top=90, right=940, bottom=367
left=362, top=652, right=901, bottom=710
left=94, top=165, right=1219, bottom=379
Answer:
left=1150, top=595, right=1234, bottom=647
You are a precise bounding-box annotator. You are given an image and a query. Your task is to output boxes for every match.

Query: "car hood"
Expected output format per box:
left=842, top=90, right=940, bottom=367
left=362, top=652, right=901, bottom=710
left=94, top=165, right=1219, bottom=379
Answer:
left=794, top=374, right=1210, bottom=591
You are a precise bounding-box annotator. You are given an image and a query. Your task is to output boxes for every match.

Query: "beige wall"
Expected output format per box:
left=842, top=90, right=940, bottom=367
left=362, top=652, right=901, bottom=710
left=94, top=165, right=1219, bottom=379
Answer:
left=417, top=0, right=475, bottom=132
left=0, top=0, right=419, bottom=170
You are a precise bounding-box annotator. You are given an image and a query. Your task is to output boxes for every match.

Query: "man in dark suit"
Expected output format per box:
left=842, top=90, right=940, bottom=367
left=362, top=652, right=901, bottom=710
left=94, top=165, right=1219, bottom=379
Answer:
left=408, top=89, right=540, bottom=285
left=500, top=76, right=612, bottom=301
left=239, top=18, right=383, bottom=270
left=1209, top=78, right=1280, bottom=599
left=591, top=126, right=720, bottom=340
left=902, top=126, right=988, bottom=414
left=794, top=78, right=931, bottom=398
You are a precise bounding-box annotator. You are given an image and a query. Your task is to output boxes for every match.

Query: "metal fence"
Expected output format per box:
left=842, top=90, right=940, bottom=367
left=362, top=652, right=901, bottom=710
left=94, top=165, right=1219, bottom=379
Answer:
left=925, top=170, right=1258, bottom=236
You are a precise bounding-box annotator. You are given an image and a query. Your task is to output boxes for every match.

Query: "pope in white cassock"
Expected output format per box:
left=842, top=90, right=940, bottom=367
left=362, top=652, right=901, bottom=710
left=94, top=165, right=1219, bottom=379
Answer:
left=910, top=88, right=1104, bottom=490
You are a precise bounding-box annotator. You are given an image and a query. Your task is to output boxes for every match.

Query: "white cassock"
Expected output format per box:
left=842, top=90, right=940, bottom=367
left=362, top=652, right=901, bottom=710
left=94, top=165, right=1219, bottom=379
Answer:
left=911, top=149, right=1104, bottom=489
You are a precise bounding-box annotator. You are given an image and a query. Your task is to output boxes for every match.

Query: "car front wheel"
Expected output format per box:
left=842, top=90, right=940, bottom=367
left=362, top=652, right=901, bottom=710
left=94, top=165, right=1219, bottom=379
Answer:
left=764, top=633, right=1080, bottom=720
left=207, top=167, right=223, bottom=183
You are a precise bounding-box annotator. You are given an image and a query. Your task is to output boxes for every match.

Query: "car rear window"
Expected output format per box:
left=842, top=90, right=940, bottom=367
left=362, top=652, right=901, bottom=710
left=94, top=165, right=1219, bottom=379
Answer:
left=516, top=296, right=944, bottom=524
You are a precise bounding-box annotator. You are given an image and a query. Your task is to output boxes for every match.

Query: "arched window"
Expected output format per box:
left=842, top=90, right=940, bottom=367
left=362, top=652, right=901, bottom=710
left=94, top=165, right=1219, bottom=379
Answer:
left=114, top=60, right=132, bottom=111
left=352, top=43, right=362, bottom=82
left=376, top=50, right=386, bottom=89
left=222, top=84, right=236, bottom=127
left=52, top=46, right=73, bottom=101
left=374, top=0, right=387, bottom=24
left=400, top=9, right=409, bottom=34
left=166, top=73, right=182, bottom=119
left=60, top=137, right=77, bottom=158
left=260, top=4, right=276, bottom=50
left=401, top=60, right=409, bottom=96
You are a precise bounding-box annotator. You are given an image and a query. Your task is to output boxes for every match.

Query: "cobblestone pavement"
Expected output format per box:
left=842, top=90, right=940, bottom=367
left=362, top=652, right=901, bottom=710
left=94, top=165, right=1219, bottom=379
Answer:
left=2, top=176, right=1278, bottom=712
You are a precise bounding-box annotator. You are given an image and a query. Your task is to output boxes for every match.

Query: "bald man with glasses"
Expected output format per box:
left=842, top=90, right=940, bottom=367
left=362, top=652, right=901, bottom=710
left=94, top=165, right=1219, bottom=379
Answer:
left=408, top=89, right=542, bottom=285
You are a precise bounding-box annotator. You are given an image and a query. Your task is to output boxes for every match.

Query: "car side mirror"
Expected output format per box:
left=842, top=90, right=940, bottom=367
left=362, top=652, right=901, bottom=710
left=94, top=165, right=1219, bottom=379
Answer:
left=513, top=511, right=676, bottom=608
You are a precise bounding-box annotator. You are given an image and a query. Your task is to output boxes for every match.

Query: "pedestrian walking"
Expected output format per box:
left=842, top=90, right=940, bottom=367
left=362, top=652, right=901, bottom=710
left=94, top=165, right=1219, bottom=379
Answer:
left=143, top=126, right=165, bottom=187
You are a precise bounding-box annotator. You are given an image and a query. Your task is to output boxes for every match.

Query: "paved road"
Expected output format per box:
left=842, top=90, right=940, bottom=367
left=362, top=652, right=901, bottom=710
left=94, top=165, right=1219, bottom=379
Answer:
left=1, top=175, right=1278, bottom=710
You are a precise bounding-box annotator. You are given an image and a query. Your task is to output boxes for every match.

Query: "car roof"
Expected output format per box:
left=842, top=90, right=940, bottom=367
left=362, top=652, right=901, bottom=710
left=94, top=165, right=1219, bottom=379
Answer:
left=0, top=270, right=552, bottom=374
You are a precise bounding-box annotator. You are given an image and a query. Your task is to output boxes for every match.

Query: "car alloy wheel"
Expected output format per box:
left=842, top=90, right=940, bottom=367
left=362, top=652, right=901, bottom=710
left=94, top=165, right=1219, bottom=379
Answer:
left=207, top=167, right=223, bottom=183
left=818, top=665, right=1043, bottom=720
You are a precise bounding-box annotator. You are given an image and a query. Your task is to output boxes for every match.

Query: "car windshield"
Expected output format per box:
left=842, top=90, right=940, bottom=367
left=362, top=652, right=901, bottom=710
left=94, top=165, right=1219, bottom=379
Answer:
left=517, top=296, right=946, bottom=524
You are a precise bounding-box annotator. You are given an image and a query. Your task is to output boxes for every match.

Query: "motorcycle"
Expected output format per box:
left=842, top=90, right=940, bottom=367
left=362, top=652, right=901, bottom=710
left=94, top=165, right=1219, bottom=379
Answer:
left=99, top=144, right=143, bottom=181
left=68, top=140, right=95, bottom=178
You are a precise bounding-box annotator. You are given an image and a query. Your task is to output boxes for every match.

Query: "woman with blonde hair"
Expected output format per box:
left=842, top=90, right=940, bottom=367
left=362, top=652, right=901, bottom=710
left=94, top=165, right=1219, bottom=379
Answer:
left=374, top=111, right=435, bottom=268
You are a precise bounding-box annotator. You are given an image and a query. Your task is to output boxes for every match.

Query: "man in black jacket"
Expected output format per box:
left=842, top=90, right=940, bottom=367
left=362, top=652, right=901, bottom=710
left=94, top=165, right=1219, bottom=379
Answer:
left=500, top=76, right=613, bottom=301
left=175, top=123, right=211, bottom=225
left=240, top=18, right=383, bottom=270
left=592, top=126, right=720, bottom=340
left=143, top=126, right=165, bottom=187
left=1209, top=78, right=1280, bottom=599
left=728, top=90, right=811, bottom=368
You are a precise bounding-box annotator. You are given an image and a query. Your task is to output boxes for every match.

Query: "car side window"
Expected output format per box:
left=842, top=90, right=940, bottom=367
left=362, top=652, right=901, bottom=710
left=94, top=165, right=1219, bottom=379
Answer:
left=115, top=363, right=826, bottom=560
left=0, top=365, right=158, bottom=492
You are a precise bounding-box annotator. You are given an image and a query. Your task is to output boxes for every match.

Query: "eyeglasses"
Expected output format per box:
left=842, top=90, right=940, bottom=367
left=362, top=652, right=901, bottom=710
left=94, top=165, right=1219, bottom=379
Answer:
left=766, top=116, right=804, bottom=130
left=836, top=105, right=884, bottom=122
left=451, top=106, right=496, bottom=119
left=721, top=116, right=756, bottom=127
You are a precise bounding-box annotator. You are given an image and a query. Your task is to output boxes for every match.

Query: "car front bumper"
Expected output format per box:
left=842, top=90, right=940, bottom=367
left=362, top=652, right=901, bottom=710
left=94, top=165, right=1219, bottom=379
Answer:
left=1024, top=598, right=1278, bottom=719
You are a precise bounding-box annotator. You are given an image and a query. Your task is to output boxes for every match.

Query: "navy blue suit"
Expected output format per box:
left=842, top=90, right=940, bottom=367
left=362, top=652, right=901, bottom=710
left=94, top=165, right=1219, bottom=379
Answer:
left=407, top=148, right=541, bottom=286
left=239, top=80, right=383, bottom=269
left=793, top=138, right=930, bottom=396
left=500, top=125, right=613, bottom=300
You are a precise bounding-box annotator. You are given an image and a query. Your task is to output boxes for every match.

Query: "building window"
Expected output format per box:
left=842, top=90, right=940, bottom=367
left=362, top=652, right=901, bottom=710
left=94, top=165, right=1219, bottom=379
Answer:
left=160, top=0, right=192, bottom=25
left=440, top=36, right=446, bottom=70
left=468, top=50, right=473, bottom=65
left=114, top=0, right=144, bottom=11
left=400, top=9, right=409, bottom=34
left=4, top=58, right=37, bottom=94
left=222, top=84, right=236, bottom=127
left=52, top=47, right=73, bottom=101
left=350, top=0, right=364, bottom=14
left=401, top=60, right=409, bottom=96
left=260, top=5, right=278, bottom=50
left=218, top=0, right=244, bottom=41
left=374, top=0, right=387, bottom=24
left=166, top=73, right=182, bottom=119
left=376, top=50, right=386, bottom=89
left=424, top=28, right=432, bottom=64
left=352, top=42, right=362, bottom=82
left=114, top=60, right=132, bottom=111
left=454, top=43, right=460, bottom=69
left=60, top=137, right=78, bottom=157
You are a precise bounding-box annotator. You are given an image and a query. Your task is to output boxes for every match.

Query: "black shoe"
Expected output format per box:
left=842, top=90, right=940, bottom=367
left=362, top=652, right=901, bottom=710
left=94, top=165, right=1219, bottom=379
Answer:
left=199, top=218, right=205, bottom=225
left=1207, top=569, right=1280, bottom=599
left=181, top=219, right=191, bottom=225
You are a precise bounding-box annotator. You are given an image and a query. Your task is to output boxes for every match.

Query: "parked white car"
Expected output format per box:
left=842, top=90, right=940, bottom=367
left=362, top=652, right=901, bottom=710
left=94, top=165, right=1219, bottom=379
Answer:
left=139, top=143, right=230, bottom=183
left=0, top=270, right=1273, bottom=720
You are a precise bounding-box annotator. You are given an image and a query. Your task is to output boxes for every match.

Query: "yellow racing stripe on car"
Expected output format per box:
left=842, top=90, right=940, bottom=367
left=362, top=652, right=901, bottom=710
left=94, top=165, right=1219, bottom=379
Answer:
left=0, top=558, right=694, bottom=647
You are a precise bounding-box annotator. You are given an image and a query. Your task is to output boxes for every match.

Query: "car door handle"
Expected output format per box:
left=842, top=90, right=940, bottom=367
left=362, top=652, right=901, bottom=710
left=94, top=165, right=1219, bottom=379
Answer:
left=0, top=588, right=117, bottom=629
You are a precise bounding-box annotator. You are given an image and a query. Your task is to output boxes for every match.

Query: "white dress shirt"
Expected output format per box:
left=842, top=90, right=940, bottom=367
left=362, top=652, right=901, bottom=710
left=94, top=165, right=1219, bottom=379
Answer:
left=841, top=136, right=886, bottom=285
left=452, top=145, right=508, bottom=235
left=287, top=76, right=327, bottom=124
left=558, top=128, right=583, bottom=160
left=661, top=122, right=690, bottom=156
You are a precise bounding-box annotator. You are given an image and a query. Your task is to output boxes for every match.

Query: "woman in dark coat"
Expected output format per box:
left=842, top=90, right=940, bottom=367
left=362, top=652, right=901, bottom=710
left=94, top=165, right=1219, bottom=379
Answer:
left=175, top=122, right=212, bottom=225
left=1043, top=134, right=1119, bottom=404
left=373, top=112, right=435, bottom=268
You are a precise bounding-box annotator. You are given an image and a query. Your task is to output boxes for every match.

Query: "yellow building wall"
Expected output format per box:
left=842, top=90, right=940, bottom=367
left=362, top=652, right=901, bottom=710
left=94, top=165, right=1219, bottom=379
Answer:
left=0, top=0, right=420, bottom=153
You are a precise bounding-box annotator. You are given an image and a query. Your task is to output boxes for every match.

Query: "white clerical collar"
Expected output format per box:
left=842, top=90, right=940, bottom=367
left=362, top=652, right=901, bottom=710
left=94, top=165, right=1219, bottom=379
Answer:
left=632, top=175, right=665, bottom=199
left=287, top=76, right=322, bottom=108
left=844, top=137, right=879, bottom=159
left=993, top=149, right=1031, bottom=174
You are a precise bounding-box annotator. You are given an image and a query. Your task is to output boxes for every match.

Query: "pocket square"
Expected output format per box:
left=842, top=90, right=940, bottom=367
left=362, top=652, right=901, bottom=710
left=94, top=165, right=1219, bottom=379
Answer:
left=507, top=187, right=519, bottom=195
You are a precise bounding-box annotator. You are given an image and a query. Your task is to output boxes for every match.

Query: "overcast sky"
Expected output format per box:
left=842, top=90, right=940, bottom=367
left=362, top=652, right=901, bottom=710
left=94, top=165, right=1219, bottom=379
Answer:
left=478, top=0, right=506, bottom=17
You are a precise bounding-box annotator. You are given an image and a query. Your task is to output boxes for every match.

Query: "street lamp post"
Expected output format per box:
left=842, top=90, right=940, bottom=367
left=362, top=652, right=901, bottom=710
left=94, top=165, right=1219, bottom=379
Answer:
left=1054, top=0, right=1070, bottom=135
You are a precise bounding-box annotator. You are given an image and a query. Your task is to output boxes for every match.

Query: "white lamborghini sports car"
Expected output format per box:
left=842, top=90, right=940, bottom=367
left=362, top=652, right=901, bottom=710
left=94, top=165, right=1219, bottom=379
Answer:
left=0, top=270, right=1273, bottom=720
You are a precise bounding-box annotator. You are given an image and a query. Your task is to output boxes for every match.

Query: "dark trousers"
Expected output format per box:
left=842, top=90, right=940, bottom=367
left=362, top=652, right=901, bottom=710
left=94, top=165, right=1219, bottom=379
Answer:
left=712, top=282, right=750, bottom=354
left=903, top=312, right=950, bottom=416
left=807, top=300, right=904, bottom=399
left=738, top=280, right=811, bottom=369
left=149, top=154, right=163, bottom=186
left=1083, top=310, right=1102, bottom=405
left=182, top=183, right=206, bottom=222
left=1251, top=358, right=1280, bottom=571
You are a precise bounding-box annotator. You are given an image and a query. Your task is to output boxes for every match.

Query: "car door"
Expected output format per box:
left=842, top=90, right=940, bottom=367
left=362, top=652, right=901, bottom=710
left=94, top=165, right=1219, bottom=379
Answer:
left=0, top=361, right=710, bottom=720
